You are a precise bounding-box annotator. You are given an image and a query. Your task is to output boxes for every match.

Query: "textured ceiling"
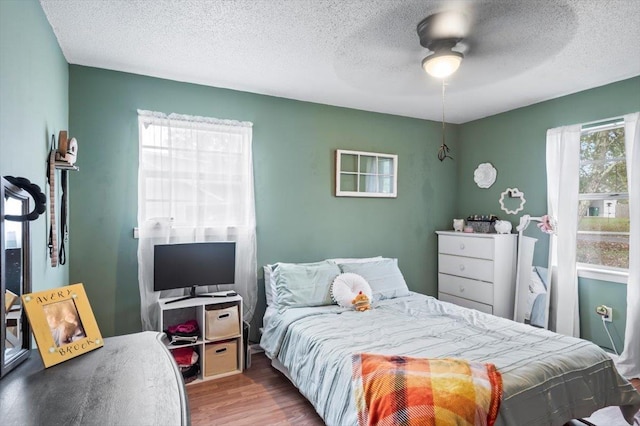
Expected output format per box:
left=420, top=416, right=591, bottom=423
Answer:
left=40, top=0, right=640, bottom=123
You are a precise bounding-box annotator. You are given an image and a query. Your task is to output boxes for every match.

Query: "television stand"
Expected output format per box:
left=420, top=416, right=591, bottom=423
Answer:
left=164, top=286, right=238, bottom=304
left=158, top=293, right=244, bottom=384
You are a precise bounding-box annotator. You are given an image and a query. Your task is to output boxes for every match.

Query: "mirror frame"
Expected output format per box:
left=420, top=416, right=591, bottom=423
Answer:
left=1, top=177, right=32, bottom=378
left=513, top=215, right=554, bottom=330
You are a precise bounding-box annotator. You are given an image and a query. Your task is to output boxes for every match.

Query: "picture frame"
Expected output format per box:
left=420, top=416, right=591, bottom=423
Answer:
left=21, top=283, right=103, bottom=368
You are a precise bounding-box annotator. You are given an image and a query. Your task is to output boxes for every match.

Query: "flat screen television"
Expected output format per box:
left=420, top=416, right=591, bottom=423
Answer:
left=154, top=242, right=236, bottom=304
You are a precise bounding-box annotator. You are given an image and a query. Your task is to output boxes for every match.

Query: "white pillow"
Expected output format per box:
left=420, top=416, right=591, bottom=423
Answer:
left=331, top=273, right=372, bottom=308
left=338, top=258, right=410, bottom=302
left=275, top=261, right=341, bottom=308
left=263, top=264, right=279, bottom=306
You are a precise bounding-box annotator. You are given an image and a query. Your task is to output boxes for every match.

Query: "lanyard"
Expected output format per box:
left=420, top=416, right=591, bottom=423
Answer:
left=59, top=169, right=68, bottom=265
left=48, top=134, right=58, bottom=267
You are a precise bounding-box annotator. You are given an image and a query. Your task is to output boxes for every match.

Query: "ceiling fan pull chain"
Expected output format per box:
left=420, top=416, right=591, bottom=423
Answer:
left=438, top=80, right=453, bottom=161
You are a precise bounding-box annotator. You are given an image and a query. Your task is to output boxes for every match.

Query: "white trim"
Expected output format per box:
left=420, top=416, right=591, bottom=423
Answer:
left=581, top=117, right=624, bottom=131
left=577, top=264, right=628, bottom=284
left=137, top=109, right=253, bottom=127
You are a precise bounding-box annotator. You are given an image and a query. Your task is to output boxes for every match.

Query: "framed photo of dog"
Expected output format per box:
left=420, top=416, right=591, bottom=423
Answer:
left=21, top=283, right=103, bottom=367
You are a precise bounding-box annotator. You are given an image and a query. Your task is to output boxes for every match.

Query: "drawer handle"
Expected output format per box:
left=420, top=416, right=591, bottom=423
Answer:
left=218, top=313, right=230, bottom=319
left=215, top=347, right=228, bottom=354
left=459, top=264, right=465, bottom=271
left=459, top=286, right=465, bottom=293
left=459, top=243, right=465, bottom=250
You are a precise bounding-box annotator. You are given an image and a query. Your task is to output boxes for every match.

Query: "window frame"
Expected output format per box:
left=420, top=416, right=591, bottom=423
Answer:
left=576, top=120, right=629, bottom=276
left=335, top=149, right=398, bottom=198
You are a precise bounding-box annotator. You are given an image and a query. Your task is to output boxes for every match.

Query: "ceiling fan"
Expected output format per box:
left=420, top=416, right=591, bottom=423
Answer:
left=416, top=11, right=469, bottom=79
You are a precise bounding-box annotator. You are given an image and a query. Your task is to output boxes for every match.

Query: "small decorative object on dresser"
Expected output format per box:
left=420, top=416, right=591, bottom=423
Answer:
left=453, top=219, right=464, bottom=232
left=436, top=231, right=517, bottom=319
left=494, top=220, right=513, bottom=234
left=466, top=214, right=498, bottom=233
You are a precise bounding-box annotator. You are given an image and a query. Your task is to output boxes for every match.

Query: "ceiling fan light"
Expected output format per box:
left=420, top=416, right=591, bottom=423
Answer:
left=422, top=50, right=463, bottom=78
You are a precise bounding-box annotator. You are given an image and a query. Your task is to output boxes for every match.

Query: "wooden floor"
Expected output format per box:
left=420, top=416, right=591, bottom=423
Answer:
left=187, top=352, right=324, bottom=426
left=188, top=353, right=640, bottom=426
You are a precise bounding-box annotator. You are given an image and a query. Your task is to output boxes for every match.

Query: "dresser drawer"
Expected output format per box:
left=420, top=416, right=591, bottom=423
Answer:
left=438, top=273, right=493, bottom=305
left=438, top=235, right=494, bottom=260
left=438, top=254, right=494, bottom=282
left=438, top=292, right=493, bottom=315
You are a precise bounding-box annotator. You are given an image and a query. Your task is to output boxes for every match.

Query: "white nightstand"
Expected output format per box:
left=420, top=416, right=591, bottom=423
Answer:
left=436, top=231, right=517, bottom=319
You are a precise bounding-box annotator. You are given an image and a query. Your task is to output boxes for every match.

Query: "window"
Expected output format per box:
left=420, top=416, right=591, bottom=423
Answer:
left=138, top=113, right=254, bottom=228
left=577, top=121, right=629, bottom=270
left=335, top=149, right=397, bottom=197
left=136, top=110, right=257, bottom=330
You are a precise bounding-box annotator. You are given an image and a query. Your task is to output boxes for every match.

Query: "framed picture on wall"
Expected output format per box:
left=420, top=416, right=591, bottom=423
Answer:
left=21, top=283, right=103, bottom=367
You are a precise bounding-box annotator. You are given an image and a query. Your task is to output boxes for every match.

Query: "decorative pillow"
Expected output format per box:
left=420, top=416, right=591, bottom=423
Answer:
left=331, top=273, right=373, bottom=308
left=338, top=258, right=410, bottom=302
left=275, top=261, right=341, bottom=308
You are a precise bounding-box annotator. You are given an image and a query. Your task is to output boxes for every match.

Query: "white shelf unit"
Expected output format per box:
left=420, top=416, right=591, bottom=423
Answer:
left=436, top=231, right=517, bottom=319
left=158, top=294, right=243, bottom=384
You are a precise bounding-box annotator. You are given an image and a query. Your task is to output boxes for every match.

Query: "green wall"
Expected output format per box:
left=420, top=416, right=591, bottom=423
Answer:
left=68, top=65, right=458, bottom=337
left=457, top=76, right=640, bottom=348
left=8, top=0, right=636, bottom=350
left=0, top=0, right=69, bottom=292
left=578, top=278, right=626, bottom=353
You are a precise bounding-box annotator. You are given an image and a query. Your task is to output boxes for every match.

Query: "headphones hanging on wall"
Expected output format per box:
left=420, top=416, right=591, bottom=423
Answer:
left=3, top=176, right=47, bottom=222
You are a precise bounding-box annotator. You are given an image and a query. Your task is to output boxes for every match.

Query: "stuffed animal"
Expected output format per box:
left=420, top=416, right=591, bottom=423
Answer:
left=351, top=291, right=371, bottom=312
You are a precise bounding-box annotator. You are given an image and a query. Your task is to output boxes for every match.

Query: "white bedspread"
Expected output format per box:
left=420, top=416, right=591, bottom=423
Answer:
left=261, top=293, right=640, bottom=426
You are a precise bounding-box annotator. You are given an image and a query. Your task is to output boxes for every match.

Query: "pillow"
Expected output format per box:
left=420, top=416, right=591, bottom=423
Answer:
left=331, top=273, right=373, bottom=308
left=534, top=266, right=549, bottom=290
left=338, top=258, right=410, bottom=301
left=327, top=256, right=384, bottom=264
left=263, top=264, right=279, bottom=306
left=275, top=261, right=341, bottom=308
left=265, top=257, right=382, bottom=306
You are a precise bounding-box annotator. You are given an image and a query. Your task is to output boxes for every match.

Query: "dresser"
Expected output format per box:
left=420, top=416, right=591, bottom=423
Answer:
left=436, top=231, right=517, bottom=319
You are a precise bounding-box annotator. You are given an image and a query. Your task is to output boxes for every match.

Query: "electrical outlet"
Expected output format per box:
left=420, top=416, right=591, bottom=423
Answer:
left=595, top=305, right=613, bottom=322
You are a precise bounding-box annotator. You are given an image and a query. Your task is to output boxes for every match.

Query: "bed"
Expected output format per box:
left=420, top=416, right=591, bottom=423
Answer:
left=260, top=258, right=640, bottom=426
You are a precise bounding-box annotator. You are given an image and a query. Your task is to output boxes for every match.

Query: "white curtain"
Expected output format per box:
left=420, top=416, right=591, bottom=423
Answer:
left=617, top=112, right=640, bottom=380
left=546, top=125, right=581, bottom=337
left=137, top=110, right=257, bottom=331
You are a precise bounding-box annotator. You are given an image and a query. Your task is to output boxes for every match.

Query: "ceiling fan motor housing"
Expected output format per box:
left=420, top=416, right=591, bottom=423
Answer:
left=417, top=12, right=465, bottom=52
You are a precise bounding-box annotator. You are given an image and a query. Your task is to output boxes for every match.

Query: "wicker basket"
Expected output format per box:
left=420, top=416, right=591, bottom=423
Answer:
left=466, top=219, right=496, bottom=233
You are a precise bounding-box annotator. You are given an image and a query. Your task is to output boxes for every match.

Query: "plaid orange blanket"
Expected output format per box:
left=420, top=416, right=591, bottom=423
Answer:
left=352, top=354, right=503, bottom=426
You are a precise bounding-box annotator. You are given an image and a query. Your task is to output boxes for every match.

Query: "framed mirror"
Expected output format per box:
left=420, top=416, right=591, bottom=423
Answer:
left=513, top=215, right=554, bottom=330
left=1, top=177, right=32, bottom=378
